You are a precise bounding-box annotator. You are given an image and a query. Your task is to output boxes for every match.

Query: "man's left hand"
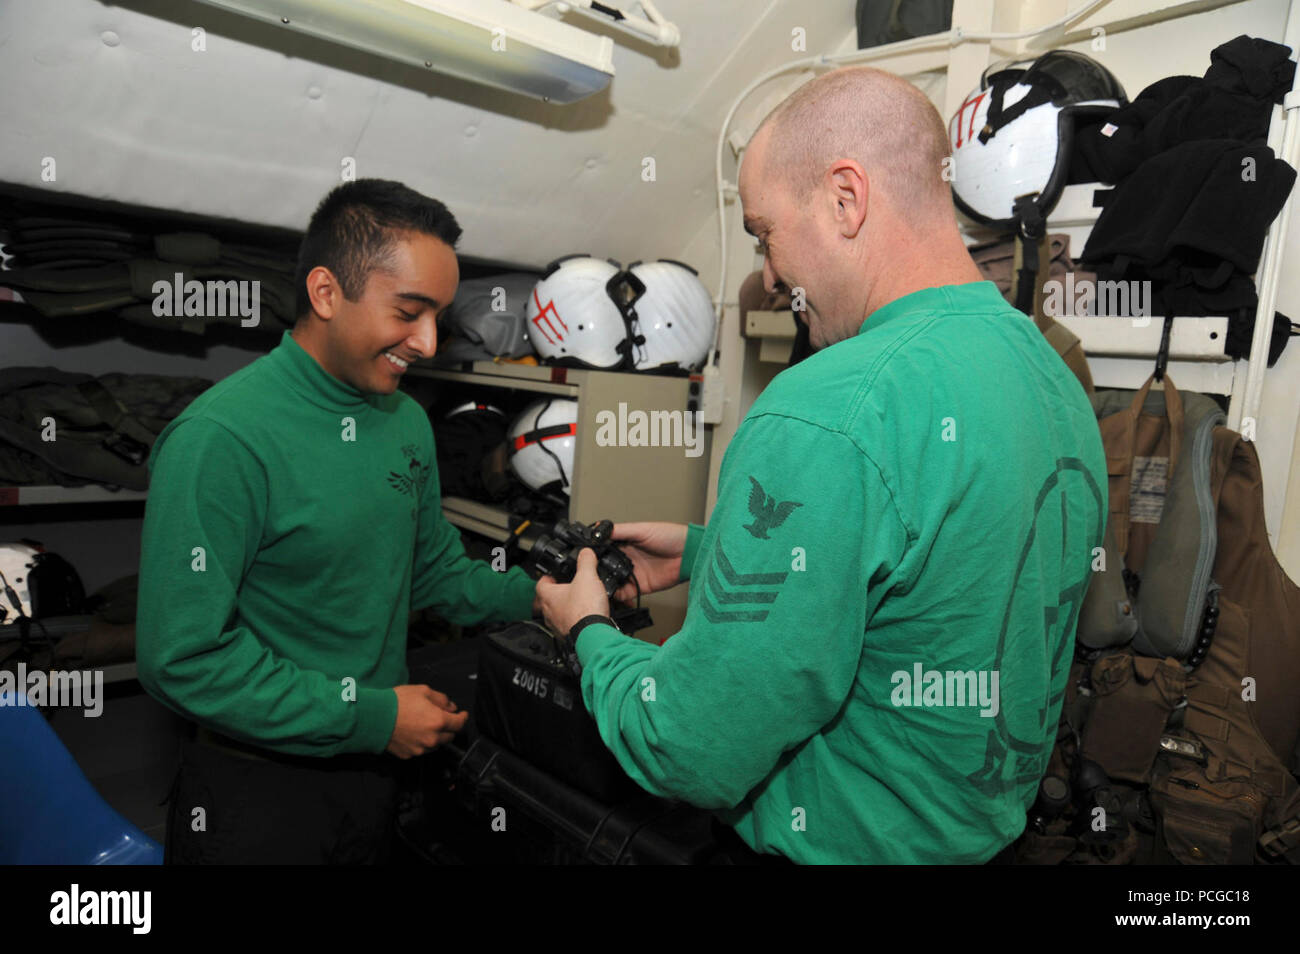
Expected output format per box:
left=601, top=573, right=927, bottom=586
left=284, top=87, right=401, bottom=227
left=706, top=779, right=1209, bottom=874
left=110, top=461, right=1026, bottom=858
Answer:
left=537, top=548, right=610, bottom=636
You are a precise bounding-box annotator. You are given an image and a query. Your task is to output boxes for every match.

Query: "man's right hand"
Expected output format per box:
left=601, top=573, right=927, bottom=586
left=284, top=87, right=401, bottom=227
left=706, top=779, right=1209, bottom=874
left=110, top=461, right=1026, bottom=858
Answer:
left=610, top=521, right=688, bottom=603
left=387, top=685, right=469, bottom=759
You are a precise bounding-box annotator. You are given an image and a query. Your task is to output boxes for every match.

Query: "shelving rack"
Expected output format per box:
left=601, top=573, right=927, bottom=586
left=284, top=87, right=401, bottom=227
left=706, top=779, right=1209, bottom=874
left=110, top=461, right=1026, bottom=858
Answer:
left=409, top=359, right=711, bottom=642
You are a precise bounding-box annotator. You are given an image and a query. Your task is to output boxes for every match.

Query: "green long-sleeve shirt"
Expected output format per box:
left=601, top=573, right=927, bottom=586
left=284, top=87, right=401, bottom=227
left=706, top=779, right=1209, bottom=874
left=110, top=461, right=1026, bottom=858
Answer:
left=576, top=281, right=1107, bottom=864
left=136, top=330, right=535, bottom=756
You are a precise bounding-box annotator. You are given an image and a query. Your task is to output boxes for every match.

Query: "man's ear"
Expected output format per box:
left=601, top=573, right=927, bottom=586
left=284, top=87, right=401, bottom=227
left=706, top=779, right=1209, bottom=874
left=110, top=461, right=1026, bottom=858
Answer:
left=305, top=265, right=341, bottom=321
left=828, top=159, right=868, bottom=239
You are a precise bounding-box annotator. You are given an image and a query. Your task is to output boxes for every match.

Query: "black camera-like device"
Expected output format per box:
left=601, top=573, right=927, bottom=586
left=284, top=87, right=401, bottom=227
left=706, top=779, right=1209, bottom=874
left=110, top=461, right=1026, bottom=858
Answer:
left=530, top=519, right=653, bottom=641
left=531, top=519, right=634, bottom=598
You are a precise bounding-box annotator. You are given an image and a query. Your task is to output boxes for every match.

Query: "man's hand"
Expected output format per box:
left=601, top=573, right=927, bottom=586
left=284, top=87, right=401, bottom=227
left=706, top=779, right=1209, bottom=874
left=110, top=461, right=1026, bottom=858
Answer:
left=536, top=548, right=611, bottom=636
left=609, top=521, right=688, bottom=603
left=386, top=685, right=469, bottom=759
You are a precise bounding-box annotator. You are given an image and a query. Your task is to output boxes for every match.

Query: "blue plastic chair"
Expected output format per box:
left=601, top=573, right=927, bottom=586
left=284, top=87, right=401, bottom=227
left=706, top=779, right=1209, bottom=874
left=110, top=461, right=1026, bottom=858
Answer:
left=0, top=690, right=163, bottom=864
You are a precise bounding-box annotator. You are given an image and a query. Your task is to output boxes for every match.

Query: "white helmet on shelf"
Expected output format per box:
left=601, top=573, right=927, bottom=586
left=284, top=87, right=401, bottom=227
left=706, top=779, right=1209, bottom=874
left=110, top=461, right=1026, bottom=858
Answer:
left=507, top=398, right=579, bottom=496
left=526, top=255, right=638, bottom=371
left=0, top=543, right=37, bottom=622
left=949, top=50, right=1126, bottom=230
left=624, top=259, right=716, bottom=373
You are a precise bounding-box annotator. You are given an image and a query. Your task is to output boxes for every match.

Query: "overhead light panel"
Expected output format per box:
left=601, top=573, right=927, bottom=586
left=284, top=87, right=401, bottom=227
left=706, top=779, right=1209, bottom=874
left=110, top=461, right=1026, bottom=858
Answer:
left=194, top=0, right=616, bottom=103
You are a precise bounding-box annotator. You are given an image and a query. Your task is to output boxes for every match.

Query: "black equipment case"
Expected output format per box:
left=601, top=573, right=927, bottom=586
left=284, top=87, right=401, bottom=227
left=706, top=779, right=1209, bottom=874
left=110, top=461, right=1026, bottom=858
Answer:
left=473, top=622, right=639, bottom=804
left=405, top=628, right=783, bottom=865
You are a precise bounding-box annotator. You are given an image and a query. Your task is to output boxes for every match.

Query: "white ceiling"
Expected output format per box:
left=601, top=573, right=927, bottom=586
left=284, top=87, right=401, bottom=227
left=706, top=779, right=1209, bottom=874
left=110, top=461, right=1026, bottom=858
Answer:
left=0, top=0, right=858, bottom=270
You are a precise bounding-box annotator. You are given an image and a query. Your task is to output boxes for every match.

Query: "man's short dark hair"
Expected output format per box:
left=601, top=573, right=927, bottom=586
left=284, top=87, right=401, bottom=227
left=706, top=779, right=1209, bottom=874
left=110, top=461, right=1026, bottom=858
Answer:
left=294, top=178, right=462, bottom=319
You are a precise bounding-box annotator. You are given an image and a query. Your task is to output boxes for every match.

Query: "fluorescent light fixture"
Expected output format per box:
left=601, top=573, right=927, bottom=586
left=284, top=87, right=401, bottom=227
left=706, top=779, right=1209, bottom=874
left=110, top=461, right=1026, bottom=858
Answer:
left=194, top=0, right=616, bottom=103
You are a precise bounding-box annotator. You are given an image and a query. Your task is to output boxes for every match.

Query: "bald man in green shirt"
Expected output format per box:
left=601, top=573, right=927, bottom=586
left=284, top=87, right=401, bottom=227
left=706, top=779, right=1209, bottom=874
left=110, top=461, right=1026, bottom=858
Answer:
left=538, top=67, right=1107, bottom=864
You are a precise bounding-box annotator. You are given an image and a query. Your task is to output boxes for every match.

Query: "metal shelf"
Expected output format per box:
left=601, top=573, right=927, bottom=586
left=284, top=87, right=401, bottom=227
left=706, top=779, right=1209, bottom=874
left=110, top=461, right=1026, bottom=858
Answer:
left=410, top=361, right=579, bottom=397
left=441, top=496, right=541, bottom=549
left=422, top=361, right=711, bottom=642
left=0, top=484, right=147, bottom=507
left=1091, top=357, right=1241, bottom=397
left=408, top=359, right=700, bottom=395
left=101, top=661, right=138, bottom=685
left=1056, top=315, right=1231, bottom=361
left=742, top=310, right=796, bottom=365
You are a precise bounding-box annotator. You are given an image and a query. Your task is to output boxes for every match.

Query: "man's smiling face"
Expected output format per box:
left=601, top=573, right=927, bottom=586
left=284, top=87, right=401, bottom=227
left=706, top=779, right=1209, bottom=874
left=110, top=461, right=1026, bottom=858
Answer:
left=322, top=230, right=457, bottom=395
left=740, top=124, right=837, bottom=350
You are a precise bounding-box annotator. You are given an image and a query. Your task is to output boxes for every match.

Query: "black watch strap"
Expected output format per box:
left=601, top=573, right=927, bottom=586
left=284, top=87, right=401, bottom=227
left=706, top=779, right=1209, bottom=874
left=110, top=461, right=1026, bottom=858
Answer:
left=568, top=614, right=617, bottom=645
left=557, top=614, right=615, bottom=677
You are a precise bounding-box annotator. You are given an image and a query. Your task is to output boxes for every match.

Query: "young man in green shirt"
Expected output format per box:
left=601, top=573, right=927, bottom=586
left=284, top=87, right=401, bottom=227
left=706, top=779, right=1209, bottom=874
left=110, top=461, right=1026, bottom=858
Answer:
left=538, top=67, right=1107, bottom=864
left=137, top=179, right=538, bottom=863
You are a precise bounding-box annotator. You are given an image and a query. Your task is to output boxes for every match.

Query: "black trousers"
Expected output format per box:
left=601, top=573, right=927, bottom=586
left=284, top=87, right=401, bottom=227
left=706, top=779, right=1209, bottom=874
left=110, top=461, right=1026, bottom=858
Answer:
left=164, top=733, right=400, bottom=865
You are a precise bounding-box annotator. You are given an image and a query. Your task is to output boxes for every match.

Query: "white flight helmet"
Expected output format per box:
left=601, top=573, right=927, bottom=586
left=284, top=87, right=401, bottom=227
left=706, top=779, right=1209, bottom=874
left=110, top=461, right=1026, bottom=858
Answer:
left=624, top=259, right=716, bottom=373
left=526, top=255, right=639, bottom=370
left=950, top=50, right=1126, bottom=230
left=445, top=400, right=507, bottom=420
left=0, top=542, right=37, bottom=623
left=508, top=398, right=579, bottom=496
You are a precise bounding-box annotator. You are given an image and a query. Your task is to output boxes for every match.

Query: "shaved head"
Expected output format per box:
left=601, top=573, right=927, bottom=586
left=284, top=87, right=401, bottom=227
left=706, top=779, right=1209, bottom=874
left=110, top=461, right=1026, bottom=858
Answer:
left=738, top=65, right=981, bottom=349
left=756, top=66, right=954, bottom=226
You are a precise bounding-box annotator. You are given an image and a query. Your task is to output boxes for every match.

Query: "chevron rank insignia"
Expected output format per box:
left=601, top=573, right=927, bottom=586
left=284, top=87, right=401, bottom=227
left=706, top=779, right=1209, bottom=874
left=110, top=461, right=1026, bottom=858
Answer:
left=699, top=544, right=789, bottom=624
left=743, top=475, right=802, bottom=540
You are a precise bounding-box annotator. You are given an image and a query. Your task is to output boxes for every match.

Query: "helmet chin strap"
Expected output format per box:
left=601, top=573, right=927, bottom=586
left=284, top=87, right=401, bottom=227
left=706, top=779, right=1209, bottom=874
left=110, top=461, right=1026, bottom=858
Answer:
left=528, top=399, right=570, bottom=490
left=615, top=316, right=648, bottom=366
left=1012, top=193, right=1048, bottom=316
left=979, top=73, right=1060, bottom=143
left=605, top=268, right=648, bottom=371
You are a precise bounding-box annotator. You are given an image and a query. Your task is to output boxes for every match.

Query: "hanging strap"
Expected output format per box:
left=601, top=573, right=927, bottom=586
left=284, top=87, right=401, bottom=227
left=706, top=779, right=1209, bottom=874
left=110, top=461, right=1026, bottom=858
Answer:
left=1123, top=373, right=1184, bottom=482
left=1098, top=373, right=1184, bottom=554
left=1010, top=195, right=1048, bottom=317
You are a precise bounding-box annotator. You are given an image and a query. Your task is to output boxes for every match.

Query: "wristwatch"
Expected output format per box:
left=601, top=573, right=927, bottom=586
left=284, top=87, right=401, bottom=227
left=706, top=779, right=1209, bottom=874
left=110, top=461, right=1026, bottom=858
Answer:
left=559, top=614, right=616, bottom=675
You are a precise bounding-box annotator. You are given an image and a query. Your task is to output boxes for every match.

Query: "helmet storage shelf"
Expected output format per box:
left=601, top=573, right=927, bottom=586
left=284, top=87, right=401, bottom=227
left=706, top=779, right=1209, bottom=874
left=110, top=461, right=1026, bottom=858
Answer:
left=407, top=360, right=709, bottom=643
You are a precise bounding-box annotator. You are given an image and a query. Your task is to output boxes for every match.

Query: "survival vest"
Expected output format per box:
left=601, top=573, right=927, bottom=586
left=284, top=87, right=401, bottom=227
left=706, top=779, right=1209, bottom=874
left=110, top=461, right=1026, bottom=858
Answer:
left=1016, top=373, right=1300, bottom=864
left=0, top=368, right=212, bottom=490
